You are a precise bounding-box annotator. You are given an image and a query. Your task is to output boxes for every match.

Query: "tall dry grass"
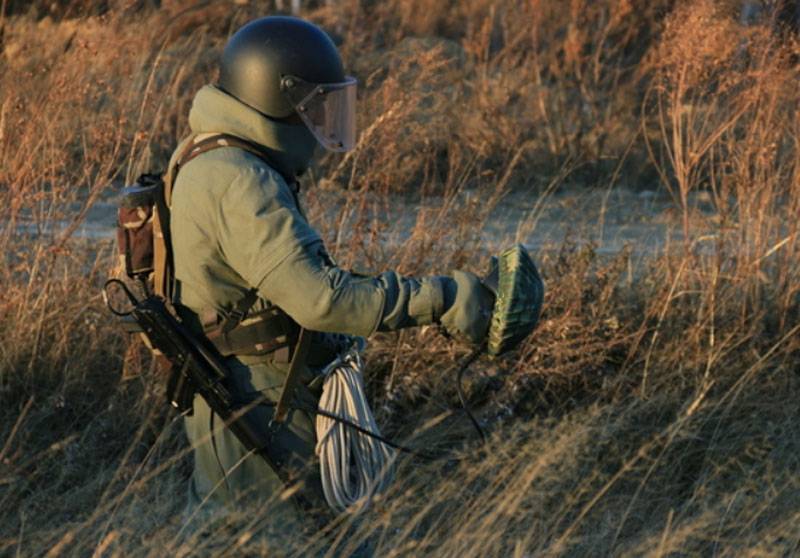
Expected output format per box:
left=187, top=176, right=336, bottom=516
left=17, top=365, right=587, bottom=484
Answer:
left=1, top=1, right=798, bottom=556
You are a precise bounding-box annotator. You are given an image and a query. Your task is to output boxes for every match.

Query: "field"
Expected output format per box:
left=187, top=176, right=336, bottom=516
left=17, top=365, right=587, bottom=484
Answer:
left=1, top=0, right=799, bottom=556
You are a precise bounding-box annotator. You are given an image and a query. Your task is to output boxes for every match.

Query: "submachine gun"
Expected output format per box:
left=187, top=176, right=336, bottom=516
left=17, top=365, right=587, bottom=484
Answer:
left=102, top=279, right=318, bottom=510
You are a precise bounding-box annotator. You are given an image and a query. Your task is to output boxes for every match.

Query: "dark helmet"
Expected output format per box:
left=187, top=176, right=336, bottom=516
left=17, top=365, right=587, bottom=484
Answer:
left=219, top=16, right=357, bottom=152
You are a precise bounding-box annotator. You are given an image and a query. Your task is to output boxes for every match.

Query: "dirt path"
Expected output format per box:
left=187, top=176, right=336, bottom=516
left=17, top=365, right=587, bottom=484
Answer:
left=9, top=186, right=717, bottom=259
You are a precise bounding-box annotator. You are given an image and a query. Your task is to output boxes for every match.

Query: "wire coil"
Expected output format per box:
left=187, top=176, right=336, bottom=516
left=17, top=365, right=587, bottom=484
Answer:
left=315, top=346, right=396, bottom=513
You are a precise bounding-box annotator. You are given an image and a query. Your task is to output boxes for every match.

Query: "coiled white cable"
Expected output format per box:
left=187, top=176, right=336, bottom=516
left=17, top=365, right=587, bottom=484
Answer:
left=315, top=346, right=396, bottom=513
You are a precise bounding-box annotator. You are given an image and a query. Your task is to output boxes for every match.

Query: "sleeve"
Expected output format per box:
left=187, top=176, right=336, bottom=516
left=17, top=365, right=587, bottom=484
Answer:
left=216, top=165, right=322, bottom=287
left=260, top=241, right=450, bottom=337
left=215, top=165, right=449, bottom=337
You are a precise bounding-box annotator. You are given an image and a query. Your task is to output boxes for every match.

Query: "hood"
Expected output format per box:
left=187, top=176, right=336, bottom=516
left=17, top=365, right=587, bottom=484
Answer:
left=188, top=84, right=317, bottom=179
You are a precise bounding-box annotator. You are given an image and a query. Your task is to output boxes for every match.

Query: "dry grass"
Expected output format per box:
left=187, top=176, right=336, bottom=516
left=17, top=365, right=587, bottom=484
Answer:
left=1, top=1, right=799, bottom=556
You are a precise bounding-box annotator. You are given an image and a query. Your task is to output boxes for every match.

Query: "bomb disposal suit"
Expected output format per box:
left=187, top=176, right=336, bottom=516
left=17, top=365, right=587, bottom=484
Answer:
left=166, top=17, right=497, bottom=522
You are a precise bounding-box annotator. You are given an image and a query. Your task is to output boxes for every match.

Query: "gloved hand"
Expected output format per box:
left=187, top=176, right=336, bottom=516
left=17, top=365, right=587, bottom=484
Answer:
left=439, top=270, right=496, bottom=346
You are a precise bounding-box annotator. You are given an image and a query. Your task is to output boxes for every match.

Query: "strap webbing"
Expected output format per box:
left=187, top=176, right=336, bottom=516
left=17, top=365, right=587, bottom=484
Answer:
left=153, top=136, right=197, bottom=299
left=158, top=133, right=312, bottom=427
left=220, top=288, right=259, bottom=335
left=273, top=327, right=313, bottom=424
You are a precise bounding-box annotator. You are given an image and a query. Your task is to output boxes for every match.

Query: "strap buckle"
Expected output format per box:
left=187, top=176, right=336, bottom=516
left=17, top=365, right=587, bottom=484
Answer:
left=221, top=308, right=247, bottom=334
left=219, top=288, right=259, bottom=334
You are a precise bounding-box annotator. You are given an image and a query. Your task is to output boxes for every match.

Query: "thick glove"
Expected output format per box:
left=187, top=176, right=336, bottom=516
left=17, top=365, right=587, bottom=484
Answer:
left=439, top=270, right=496, bottom=346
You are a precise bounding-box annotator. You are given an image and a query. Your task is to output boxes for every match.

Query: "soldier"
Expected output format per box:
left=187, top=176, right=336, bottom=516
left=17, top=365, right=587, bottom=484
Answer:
left=168, top=15, right=497, bottom=527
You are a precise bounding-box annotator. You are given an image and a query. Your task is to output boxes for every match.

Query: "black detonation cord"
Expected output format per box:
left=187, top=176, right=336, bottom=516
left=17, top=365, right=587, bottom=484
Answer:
left=455, top=345, right=488, bottom=444
left=301, top=405, right=438, bottom=460
left=302, top=345, right=490, bottom=453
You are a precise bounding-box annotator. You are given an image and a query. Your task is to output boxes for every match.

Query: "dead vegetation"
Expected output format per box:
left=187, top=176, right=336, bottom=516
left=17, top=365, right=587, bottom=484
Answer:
left=1, top=1, right=799, bottom=556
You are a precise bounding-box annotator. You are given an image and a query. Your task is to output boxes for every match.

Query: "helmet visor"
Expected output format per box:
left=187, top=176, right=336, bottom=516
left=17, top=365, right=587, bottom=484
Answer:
left=282, top=75, right=357, bottom=152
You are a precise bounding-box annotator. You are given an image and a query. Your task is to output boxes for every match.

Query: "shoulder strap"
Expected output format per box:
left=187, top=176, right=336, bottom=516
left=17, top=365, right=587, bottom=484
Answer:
left=171, top=133, right=293, bottom=200
left=152, top=136, right=197, bottom=300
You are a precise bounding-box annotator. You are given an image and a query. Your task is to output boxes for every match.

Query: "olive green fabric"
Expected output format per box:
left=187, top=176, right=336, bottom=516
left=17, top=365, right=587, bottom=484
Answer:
left=183, top=359, right=318, bottom=526
left=171, top=85, right=495, bottom=521
left=188, top=85, right=317, bottom=180
left=439, top=270, right=494, bottom=345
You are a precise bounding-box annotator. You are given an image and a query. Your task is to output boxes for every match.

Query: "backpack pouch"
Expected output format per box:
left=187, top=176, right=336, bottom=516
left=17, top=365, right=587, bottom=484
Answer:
left=116, top=174, right=162, bottom=280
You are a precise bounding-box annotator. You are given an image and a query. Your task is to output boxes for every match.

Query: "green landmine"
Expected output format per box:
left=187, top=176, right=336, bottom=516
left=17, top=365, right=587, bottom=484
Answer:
left=487, top=244, right=545, bottom=357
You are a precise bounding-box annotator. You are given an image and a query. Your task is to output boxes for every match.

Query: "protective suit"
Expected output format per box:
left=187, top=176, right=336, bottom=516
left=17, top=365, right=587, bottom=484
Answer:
left=170, top=84, right=494, bottom=522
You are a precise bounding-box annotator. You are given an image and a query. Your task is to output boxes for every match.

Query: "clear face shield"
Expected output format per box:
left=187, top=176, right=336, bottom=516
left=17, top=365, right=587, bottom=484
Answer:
left=281, top=75, right=357, bottom=152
